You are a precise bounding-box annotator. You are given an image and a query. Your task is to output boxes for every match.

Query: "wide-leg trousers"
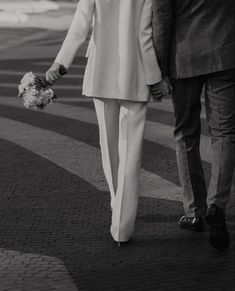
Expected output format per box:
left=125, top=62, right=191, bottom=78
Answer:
left=171, top=69, right=235, bottom=217
left=93, top=98, right=147, bottom=242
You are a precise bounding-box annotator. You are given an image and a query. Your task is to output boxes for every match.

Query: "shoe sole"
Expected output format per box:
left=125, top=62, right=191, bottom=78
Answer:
left=206, top=217, right=230, bottom=251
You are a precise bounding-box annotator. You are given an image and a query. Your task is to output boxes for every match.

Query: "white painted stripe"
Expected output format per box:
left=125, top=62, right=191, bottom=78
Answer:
left=57, top=97, right=91, bottom=102
left=0, top=30, right=51, bottom=51
left=0, top=83, right=82, bottom=90
left=145, top=121, right=212, bottom=163
left=33, top=61, right=86, bottom=69
left=0, top=97, right=213, bottom=163
left=45, top=102, right=213, bottom=163
left=0, top=71, right=206, bottom=118
left=0, top=70, right=83, bottom=79
left=0, top=117, right=182, bottom=201
left=41, top=95, right=206, bottom=120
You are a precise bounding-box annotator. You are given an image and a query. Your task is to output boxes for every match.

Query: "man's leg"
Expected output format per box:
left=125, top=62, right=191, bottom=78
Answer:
left=205, top=69, right=235, bottom=209
left=171, top=77, right=207, bottom=230
left=93, top=98, right=119, bottom=209
left=204, top=69, right=235, bottom=250
left=111, top=101, right=147, bottom=242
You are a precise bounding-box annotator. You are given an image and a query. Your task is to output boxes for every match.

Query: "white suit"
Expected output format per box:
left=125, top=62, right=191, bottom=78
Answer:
left=55, top=0, right=162, bottom=242
left=55, top=0, right=162, bottom=101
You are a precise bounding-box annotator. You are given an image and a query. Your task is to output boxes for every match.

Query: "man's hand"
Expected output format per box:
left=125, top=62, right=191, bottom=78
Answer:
left=150, top=77, right=173, bottom=101
left=164, top=76, right=173, bottom=94
left=46, top=62, right=67, bottom=85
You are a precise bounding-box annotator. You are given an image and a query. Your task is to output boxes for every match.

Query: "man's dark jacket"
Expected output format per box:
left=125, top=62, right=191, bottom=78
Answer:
left=152, top=0, right=235, bottom=79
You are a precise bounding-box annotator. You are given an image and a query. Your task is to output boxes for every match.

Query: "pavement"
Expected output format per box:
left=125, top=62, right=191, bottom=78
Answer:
left=0, top=2, right=235, bottom=291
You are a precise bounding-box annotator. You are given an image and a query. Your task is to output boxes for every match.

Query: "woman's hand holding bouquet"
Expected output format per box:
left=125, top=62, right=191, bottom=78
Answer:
left=46, top=62, right=68, bottom=85
left=18, top=63, right=67, bottom=110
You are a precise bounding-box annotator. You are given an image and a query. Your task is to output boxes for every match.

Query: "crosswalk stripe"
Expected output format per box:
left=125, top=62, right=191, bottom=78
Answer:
left=0, top=69, right=207, bottom=118
left=0, top=86, right=207, bottom=119
left=33, top=62, right=86, bottom=69
left=0, top=97, right=212, bottom=163
left=0, top=83, right=82, bottom=90
left=0, top=31, right=51, bottom=51
left=60, top=97, right=207, bottom=120
left=0, top=116, right=182, bottom=202
left=0, top=70, right=83, bottom=79
left=45, top=96, right=207, bottom=119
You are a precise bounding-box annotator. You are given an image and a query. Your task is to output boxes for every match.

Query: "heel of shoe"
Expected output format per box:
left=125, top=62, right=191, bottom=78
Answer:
left=114, top=240, right=130, bottom=247
left=209, top=225, right=230, bottom=251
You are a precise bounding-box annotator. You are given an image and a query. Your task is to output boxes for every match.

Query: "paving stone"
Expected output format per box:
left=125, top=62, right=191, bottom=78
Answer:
left=0, top=249, right=77, bottom=291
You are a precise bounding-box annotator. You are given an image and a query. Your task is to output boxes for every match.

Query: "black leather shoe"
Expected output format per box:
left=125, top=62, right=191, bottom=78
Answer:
left=178, top=216, right=204, bottom=232
left=205, top=204, right=230, bottom=251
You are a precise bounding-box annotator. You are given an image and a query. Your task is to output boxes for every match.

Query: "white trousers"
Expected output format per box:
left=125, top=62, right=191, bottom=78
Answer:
left=93, top=98, right=148, bottom=242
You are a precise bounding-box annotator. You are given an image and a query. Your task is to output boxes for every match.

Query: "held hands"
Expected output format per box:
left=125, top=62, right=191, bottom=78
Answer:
left=150, top=77, right=173, bottom=101
left=46, top=62, right=68, bottom=85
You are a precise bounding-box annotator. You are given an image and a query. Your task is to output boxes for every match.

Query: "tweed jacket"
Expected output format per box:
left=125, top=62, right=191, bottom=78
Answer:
left=55, top=0, right=162, bottom=101
left=152, top=0, right=235, bottom=79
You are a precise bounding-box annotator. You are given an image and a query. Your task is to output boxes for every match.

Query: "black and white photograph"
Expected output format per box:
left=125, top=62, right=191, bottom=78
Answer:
left=0, top=0, right=234, bottom=290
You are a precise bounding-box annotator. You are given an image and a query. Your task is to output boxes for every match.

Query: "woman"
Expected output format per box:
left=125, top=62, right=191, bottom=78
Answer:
left=46, top=0, right=170, bottom=244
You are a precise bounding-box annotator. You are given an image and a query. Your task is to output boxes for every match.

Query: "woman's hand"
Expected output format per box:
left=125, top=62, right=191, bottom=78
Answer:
left=46, top=62, right=67, bottom=85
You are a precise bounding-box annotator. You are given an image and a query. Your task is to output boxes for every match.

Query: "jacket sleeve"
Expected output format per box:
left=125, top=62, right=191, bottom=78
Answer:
left=152, top=0, right=173, bottom=76
left=55, top=0, right=95, bottom=69
left=138, top=0, right=162, bottom=85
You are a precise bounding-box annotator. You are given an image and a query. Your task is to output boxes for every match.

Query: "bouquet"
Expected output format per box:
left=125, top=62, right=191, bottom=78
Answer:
left=18, top=72, right=56, bottom=110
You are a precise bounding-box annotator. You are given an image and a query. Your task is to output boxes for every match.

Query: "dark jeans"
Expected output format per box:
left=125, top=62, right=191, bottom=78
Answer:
left=171, top=69, right=235, bottom=217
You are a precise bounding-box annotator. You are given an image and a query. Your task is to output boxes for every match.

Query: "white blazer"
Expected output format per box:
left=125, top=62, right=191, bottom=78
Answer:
left=55, top=0, right=162, bottom=101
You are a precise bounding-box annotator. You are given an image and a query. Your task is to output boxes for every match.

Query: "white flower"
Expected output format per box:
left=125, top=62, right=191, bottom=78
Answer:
left=23, top=94, right=37, bottom=106
left=27, top=87, right=39, bottom=96
left=23, top=101, right=33, bottom=109
left=40, top=88, right=54, bottom=99
left=18, top=84, right=25, bottom=97
left=20, top=72, right=36, bottom=87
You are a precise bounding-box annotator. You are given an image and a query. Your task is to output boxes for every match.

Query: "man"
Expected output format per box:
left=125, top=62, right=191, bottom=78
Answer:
left=152, top=0, right=235, bottom=250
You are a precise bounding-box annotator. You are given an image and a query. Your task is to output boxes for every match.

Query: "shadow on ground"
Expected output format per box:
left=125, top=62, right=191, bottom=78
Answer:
left=0, top=138, right=234, bottom=290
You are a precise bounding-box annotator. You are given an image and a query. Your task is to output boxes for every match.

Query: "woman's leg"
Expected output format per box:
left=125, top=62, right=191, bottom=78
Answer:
left=93, top=98, right=120, bottom=208
left=111, top=100, right=148, bottom=242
